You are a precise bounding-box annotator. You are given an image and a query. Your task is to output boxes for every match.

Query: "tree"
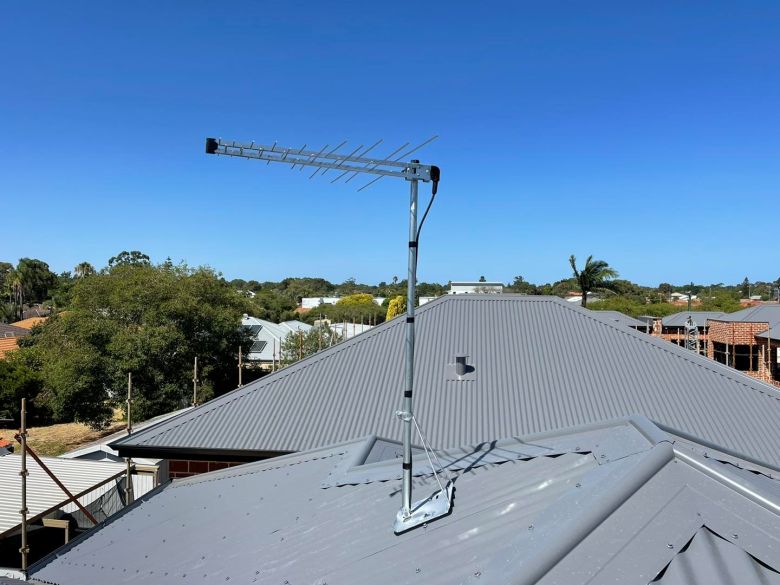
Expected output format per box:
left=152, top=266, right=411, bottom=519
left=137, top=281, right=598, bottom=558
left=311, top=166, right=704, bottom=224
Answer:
left=741, top=277, right=750, bottom=299
left=15, top=258, right=57, bottom=304
left=74, top=262, right=96, bottom=278
left=0, top=356, right=48, bottom=425
left=479, top=276, right=487, bottom=282
left=569, top=255, right=619, bottom=308
left=18, top=262, right=253, bottom=427
left=386, top=295, right=406, bottom=320
left=108, top=250, right=151, bottom=268
left=280, top=325, right=341, bottom=366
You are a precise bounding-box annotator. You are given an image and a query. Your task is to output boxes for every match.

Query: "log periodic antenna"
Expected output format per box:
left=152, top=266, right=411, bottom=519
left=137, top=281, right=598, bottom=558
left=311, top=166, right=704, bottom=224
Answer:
left=205, top=135, right=448, bottom=534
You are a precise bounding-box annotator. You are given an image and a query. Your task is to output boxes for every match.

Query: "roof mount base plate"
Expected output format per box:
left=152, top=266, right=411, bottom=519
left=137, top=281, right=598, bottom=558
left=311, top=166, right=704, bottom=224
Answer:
left=394, top=481, right=454, bottom=535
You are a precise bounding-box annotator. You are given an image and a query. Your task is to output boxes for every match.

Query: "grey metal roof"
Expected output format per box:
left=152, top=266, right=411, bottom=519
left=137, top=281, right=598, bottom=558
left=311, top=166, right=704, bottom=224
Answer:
left=661, top=311, right=727, bottom=327
left=0, top=324, right=29, bottom=338
left=112, top=295, right=780, bottom=468
left=590, top=309, right=647, bottom=328
left=32, top=418, right=780, bottom=585
left=715, top=304, right=780, bottom=324
left=241, top=316, right=312, bottom=362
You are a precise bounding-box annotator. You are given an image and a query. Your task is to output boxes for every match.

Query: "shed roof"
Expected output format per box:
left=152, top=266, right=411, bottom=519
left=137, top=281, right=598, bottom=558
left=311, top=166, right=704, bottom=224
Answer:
left=9, top=317, right=47, bottom=330
left=661, top=311, right=727, bottom=327
left=112, top=295, right=780, bottom=468
left=0, top=455, right=125, bottom=538
left=32, top=418, right=780, bottom=585
left=241, top=316, right=311, bottom=362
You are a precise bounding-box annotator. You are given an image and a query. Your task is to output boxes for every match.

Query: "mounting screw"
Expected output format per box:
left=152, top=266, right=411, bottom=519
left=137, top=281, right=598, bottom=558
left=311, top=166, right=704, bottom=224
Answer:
left=733, top=534, right=739, bottom=539
left=474, top=571, right=481, bottom=577
left=416, top=568, right=421, bottom=574
left=667, top=544, right=674, bottom=549
left=527, top=524, right=534, bottom=531
left=575, top=483, right=581, bottom=488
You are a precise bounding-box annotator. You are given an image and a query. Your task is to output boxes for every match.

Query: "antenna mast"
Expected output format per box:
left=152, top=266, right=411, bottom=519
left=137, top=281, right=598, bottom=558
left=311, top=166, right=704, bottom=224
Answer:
left=205, top=136, right=449, bottom=533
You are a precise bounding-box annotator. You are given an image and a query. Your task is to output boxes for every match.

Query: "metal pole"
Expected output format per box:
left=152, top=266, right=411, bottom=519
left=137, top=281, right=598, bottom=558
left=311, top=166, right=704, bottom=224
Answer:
left=125, top=373, right=134, bottom=505
left=192, top=356, right=198, bottom=406
left=238, top=346, right=243, bottom=387
left=19, top=398, right=29, bottom=573
left=401, top=173, right=419, bottom=517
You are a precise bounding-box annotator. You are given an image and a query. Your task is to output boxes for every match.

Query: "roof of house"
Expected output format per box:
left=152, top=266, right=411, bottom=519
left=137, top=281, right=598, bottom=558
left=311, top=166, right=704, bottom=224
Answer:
left=661, top=311, right=727, bottom=327
left=0, top=455, right=126, bottom=538
left=0, top=324, right=29, bottom=338
left=0, top=338, right=19, bottom=360
left=711, top=305, right=780, bottom=341
left=242, top=316, right=312, bottom=362
left=10, top=316, right=47, bottom=330
left=111, top=295, right=780, bottom=468
left=590, top=309, right=646, bottom=328
left=713, top=304, right=780, bottom=324
left=31, top=417, right=780, bottom=585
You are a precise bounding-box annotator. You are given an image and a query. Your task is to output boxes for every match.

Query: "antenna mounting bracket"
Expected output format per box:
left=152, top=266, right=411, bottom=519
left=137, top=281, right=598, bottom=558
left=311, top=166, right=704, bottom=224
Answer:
left=393, top=481, right=454, bottom=535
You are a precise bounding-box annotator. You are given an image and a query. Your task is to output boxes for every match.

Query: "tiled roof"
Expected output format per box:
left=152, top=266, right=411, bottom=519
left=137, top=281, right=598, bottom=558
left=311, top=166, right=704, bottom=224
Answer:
left=0, top=338, right=19, bottom=359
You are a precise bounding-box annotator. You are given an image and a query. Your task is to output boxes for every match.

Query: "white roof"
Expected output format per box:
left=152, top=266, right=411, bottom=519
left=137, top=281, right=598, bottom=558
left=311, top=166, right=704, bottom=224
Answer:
left=243, top=316, right=312, bottom=362
left=0, top=454, right=125, bottom=537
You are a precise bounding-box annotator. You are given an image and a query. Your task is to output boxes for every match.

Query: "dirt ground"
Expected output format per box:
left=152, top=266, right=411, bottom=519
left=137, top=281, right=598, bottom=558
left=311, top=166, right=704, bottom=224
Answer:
left=0, top=420, right=125, bottom=457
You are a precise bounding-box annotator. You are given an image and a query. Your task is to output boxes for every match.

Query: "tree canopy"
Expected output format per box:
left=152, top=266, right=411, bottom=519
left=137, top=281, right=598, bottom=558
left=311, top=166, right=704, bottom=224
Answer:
left=17, top=261, right=252, bottom=427
left=569, top=255, right=619, bottom=307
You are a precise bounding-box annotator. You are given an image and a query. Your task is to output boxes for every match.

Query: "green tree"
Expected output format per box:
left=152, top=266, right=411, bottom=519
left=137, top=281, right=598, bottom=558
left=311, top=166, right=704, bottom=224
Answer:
left=0, top=356, right=48, bottom=425
left=569, top=255, right=619, bottom=308
left=107, top=250, right=151, bottom=268
left=280, top=325, right=340, bottom=366
left=15, top=258, right=57, bottom=304
left=741, top=277, right=750, bottom=298
left=19, top=262, right=252, bottom=427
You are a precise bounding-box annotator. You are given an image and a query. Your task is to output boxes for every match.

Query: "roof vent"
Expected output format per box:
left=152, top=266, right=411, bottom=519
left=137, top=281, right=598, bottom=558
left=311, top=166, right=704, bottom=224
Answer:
left=447, top=354, right=476, bottom=381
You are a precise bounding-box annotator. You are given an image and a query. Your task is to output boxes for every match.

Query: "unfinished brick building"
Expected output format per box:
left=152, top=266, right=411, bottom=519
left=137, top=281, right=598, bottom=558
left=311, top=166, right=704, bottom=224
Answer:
left=706, top=305, right=780, bottom=388
left=658, top=311, right=725, bottom=353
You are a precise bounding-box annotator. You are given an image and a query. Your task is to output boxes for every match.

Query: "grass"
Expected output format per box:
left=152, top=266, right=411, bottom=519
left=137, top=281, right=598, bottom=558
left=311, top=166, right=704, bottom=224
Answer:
left=0, top=416, right=126, bottom=457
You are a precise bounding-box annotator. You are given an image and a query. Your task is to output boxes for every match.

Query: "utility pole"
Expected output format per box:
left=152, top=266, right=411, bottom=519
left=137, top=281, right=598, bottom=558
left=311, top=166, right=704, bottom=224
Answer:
left=125, top=373, right=134, bottom=504
left=19, top=398, right=29, bottom=573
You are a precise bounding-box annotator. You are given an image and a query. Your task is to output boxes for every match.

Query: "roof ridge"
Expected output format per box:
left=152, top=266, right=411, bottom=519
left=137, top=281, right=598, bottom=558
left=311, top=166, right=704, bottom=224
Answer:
left=117, top=296, right=455, bottom=447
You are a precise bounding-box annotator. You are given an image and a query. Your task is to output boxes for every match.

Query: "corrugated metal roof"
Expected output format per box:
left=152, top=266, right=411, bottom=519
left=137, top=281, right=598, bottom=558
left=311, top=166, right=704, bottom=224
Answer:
left=32, top=419, right=780, bottom=585
left=590, top=309, right=647, bottom=328
left=716, top=304, right=780, bottom=324
left=113, top=295, right=780, bottom=468
left=655, top=527, right=780, bottom=585
left=661, top=311, right=727, bottom=327
left=0, top=455, right=125, bottom=537
left=241, top=316, right=311, bottom=362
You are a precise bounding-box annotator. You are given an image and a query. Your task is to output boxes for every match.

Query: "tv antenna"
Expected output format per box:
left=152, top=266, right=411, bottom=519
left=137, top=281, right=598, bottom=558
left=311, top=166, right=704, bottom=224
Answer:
left=205, top=136, right=451, bottom=534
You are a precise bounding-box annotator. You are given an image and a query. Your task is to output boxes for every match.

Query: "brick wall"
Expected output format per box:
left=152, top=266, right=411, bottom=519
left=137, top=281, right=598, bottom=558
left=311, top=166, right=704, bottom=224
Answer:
left=168, top=459, right=246, bottom=479
left=707, top=320, right=778, bottom=386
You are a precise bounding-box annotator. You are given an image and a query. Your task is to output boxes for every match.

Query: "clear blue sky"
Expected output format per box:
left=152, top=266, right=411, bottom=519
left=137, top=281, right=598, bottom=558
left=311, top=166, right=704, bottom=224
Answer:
left=2, top=2, right=778, bottom=287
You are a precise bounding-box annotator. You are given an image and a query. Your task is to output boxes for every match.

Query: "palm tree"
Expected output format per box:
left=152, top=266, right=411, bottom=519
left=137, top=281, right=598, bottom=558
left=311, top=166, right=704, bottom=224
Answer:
left=74, top=262, right=96, bottom=278
left=569, top=255, right=619, bottom=308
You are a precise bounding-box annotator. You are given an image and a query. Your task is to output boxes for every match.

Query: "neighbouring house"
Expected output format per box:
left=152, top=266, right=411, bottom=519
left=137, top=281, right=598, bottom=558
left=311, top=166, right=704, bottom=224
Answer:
left=658, top=311, right=726, bottom=353
left=10, top=317, right=48, bottom=331
left=29, top=416, right=780, bottom=585
left=241, top=316, right=311, bottom=369
left=111, top=295, right=780, bottom=478
left=60, top=408, right=193, bottom=492
left=706, top=304, right=780, bottom=388
left=300, top=296, right=386, bottom=310
left=329, top=321, right=374, bottom=340
left=0, top=324, right=30, bottom=360
left=449, top=281, right=503, bottom=294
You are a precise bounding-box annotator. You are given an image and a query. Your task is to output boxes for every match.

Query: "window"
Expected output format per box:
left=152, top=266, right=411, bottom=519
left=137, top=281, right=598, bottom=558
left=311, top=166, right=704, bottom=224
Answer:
left=733, top=344, right=760, bottom=371
left=712, top=342, right=728, bottom=365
